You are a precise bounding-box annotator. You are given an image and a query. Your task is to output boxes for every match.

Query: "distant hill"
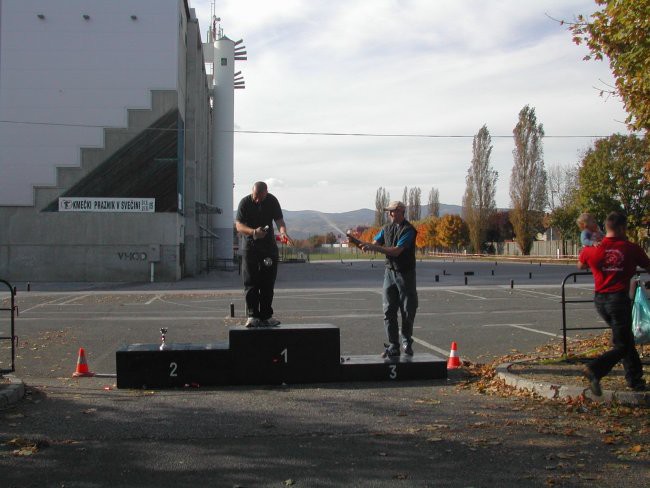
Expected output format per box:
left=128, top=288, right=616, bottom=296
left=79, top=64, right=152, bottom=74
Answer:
left=235, top=204, right=462, bottom=240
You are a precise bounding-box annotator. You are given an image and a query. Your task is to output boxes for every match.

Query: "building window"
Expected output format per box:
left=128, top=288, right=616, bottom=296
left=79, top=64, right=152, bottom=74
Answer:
left=221, top=58, right=227, bottom=66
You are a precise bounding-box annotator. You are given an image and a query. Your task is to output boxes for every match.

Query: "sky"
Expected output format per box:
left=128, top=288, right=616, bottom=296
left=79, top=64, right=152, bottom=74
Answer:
left=191, top=0, right=630, bottom=213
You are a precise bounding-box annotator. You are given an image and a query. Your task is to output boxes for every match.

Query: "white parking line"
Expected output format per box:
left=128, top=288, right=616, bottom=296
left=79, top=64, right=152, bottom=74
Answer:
left=412, top=336, right=449, bottom=356
left=18, top=295, right=77, bottom=314
left=482, top=323, right=568, bottom=339
left=444, top=290, right=487, bottom=300
left=145, top=294, right=162, bottom=305
left=513, top=289, right=561, bottom=299
left=58, top=295, right=88, bottom=305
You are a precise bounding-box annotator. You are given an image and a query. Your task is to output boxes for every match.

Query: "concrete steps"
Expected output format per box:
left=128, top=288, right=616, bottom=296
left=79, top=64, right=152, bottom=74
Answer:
left=34, top=90, right=177, bottom=210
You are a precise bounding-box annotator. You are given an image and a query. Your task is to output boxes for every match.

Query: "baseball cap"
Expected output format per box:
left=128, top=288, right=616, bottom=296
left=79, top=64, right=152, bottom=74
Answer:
left=384, top=201, right=406, bottom=211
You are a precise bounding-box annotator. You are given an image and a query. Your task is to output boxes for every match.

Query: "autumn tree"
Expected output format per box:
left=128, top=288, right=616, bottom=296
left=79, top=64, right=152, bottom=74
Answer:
left=509, top=105, right=547, bottom=255
left=428, top=188, right=440, bottom=217
left=415, top=217, right=438, bottom=252
left=308, top=235, right=326, bottom=247
left=568, top=0, right=650, bottom=132
left=462, top=125, right=498, bottom=253
left=374, top=187, right=390, bottom=227
left=577, top=133, right=650, bottom=241
left=408, top=187, right=421, bottom=221
left=436, top=214, right=468, bottom=252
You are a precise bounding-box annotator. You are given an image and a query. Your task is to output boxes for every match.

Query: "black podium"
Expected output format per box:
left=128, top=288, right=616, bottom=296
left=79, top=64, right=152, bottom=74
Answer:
left=116, top=324, right=447, bottom=389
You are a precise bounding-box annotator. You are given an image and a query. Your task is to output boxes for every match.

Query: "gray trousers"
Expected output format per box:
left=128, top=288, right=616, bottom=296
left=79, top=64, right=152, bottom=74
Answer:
left=382, top=268, right=418, bottom=347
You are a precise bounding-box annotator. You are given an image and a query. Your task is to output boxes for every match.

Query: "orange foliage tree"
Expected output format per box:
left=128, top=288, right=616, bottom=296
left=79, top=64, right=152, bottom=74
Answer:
left=360, top=226, right=381, bottom=244
left=436, top=214, right=468, bottom=251
left=415, top=217, right=438, bottom=252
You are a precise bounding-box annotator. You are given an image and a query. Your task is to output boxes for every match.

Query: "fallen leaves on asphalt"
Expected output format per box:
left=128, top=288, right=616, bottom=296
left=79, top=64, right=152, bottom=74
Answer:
left=4, top=437, right=49, bottom=457
left=458, top=331, right=650, bottom=463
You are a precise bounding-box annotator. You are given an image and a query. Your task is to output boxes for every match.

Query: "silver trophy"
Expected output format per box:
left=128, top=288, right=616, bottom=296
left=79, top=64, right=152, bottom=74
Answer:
left=160, top=327, right=168, bottom=350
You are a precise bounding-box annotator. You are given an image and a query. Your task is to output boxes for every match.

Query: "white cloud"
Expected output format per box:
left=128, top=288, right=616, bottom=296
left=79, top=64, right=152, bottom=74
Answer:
left=192, top=0, right=630, bottom=212
left=265, top=177, right=285, bottom=189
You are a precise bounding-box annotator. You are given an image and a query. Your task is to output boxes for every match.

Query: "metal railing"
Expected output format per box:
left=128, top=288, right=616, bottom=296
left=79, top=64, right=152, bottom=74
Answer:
left=0, top=279, right=17, bottom=374
left=560, top=270, right=648, bottom=356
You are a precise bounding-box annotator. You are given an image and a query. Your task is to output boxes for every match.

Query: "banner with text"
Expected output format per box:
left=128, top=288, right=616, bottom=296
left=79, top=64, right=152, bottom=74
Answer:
left=58, top=197, right=155, bottom=213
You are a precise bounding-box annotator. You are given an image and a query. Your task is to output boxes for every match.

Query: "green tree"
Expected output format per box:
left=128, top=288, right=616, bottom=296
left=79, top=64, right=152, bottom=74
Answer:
left=568, top=0, right=650, bottom=132
left=463, top=125, right=498, bottom=253
left=486, top=211, right=514, bottom=243
left=577, top=133, right=650, bottom=241
left=510, top=105, right=547, bottom=255
left=549, top=206, right=581, bottom=254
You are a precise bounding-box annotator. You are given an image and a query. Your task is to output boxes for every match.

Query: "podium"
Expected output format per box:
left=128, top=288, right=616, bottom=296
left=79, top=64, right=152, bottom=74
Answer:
left=116, top=324, right=447, bottom=389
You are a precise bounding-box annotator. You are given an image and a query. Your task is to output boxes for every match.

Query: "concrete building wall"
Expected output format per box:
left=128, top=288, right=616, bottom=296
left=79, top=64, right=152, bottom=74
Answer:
left=182, top=9, right=212, bottom=277
left=0, top=0, right=181, bottom=206
left=0, top=0, right=213, bottom=282
left=0, top=212, right=181, bottom=281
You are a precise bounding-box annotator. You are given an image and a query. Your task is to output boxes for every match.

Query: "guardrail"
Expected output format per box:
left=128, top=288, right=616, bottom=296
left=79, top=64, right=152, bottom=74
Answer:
left=560, top=270, right=648, bottom=356
left=0, top=279, right=17, bottom=374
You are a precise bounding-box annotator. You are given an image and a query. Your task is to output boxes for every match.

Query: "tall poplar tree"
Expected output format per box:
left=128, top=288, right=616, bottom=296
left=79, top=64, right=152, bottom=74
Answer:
left=374, top=187, right=390, bottom=227
left=408, top=187, right=421, bottom=221
left=428, top=188, right=440, bottom=217
left=509, top=106, right=547, bottom=255
left=462, top=125, right=498, bottom=253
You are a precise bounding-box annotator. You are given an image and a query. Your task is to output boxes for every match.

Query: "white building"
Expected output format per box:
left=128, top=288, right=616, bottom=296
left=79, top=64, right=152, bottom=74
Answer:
left=0, top=0, right=236, bottom=281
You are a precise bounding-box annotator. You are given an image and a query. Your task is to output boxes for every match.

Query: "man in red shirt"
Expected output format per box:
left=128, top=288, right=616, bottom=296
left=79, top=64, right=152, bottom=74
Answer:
left=578, top=211, right=650, bottom=395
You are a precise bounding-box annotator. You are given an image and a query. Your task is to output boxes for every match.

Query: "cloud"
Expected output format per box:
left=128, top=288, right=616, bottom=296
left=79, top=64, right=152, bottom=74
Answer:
left=193, top=0, right=629, bottom=212
left=265, top=177, right=285, bottom=189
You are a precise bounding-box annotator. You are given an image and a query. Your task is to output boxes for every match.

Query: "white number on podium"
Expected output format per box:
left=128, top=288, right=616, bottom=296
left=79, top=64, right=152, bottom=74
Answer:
left=389, top=365, right=397, bottom=379
left=281, top=348, right=288, bottom=363
left=169, top=362, right=178, bottom=377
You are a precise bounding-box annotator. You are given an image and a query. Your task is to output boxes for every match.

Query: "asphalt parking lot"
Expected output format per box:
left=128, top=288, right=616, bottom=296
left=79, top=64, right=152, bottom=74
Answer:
left=4, top=260, right=645, bottom=488
left=2, top=260, right=601, bottom=379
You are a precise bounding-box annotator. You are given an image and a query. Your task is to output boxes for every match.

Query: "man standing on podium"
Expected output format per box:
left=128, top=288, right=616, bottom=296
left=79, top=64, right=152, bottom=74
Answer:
left=235, top=181, right=292, bottom=328
left=361, top=201, right=418, bottom=358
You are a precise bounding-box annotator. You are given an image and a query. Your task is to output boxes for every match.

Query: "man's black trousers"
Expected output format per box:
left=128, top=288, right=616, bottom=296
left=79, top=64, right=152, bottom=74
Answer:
left=591, top=291, right=643, bottom=386
left=242, top=246, right=278, bottom=320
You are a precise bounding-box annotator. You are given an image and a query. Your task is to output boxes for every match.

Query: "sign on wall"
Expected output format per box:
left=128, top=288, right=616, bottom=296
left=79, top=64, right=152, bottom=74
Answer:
left=58, top=197, right=155, bottom=213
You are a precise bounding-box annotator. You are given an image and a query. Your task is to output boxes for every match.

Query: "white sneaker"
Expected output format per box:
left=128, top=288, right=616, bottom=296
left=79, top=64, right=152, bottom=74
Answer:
left=245, top=317, right=260, bottom=328
left=261, top=317, right=281, bottom=327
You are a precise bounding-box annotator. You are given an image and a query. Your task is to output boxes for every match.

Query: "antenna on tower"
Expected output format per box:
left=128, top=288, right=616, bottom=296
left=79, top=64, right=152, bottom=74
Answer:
left=208, top=1, right=223, bottom=41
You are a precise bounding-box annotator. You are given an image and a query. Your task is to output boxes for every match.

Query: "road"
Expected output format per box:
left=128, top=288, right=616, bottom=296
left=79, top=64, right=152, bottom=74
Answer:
left=1, top=260, right=647, bottom=487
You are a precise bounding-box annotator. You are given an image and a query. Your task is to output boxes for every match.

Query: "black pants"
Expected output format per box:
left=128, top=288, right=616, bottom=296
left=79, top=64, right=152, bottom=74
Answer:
left=590, top=291, right=643, bottom=386
left=242, top=246, right=278, bottom=320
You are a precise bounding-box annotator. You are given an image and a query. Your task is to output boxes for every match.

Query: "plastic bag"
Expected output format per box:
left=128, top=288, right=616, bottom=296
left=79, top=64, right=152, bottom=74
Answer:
left=632, top=283, right=650, bottom=344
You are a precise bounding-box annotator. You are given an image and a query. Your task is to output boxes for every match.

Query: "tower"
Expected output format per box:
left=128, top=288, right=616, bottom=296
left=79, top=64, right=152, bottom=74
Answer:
left=203, top=16, right=246, bottom=260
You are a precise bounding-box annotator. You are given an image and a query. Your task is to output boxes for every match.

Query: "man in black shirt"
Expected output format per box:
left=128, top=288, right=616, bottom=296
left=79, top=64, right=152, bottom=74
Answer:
left=235, top=182, right=292, bottom=327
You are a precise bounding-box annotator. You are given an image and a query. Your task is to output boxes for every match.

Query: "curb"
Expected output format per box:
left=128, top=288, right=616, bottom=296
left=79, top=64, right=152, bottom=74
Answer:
left=0, top=375, right=25, bottom=409
left=496, top=361, right=650, bottom=407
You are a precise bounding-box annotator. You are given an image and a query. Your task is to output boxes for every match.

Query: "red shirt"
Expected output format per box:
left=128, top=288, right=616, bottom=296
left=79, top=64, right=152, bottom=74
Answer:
left=579, top=237, right=650, bottom=293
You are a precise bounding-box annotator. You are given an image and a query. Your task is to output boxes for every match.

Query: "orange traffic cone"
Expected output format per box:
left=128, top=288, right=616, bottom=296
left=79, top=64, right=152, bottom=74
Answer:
left=72, top=347, right=95, bottom=377
left=447, top=342, right=461, bottom=369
